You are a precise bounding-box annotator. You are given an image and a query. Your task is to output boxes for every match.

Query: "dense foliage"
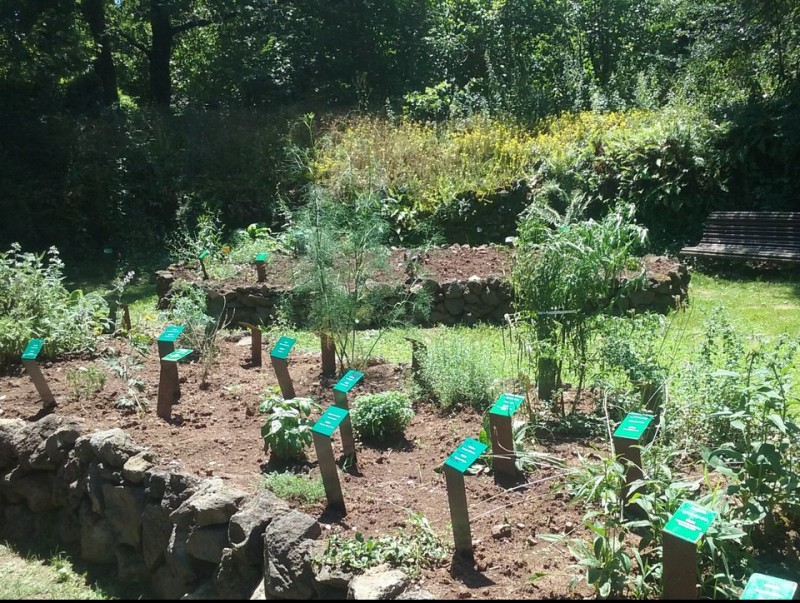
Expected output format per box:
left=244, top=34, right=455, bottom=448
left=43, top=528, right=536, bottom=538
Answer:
left=1, top=0, right=799, bottom=262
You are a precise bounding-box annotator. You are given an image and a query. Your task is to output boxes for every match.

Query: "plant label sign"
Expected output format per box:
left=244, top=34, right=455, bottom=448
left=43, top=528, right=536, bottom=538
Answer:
left=158, top=325, right=185, bottom=343
left=489, top=393, right=524, bottom=417
left=270, top=336, right=296, bottom=360
left=255, top=252, right=268, bottom=263
left=333, top=370, right=363, bottom=394
left=613, top=412, right=654, bottom=441
left=741, top=573, right=798, bottom=600
left=199, top=249, right=210, bottom=260
left=21, top=338, right=44, bottom=361
left=445, top=438, right=488, bottom=474
left=664, top=501, right=717, bottom=544
left=162, top=348, right=193, bottom=362
left=312, top=405, right=349, bottom=438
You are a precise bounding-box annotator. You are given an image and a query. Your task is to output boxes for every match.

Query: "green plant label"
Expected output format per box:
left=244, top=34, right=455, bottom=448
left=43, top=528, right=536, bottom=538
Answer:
left=158, top=325, right=185, bottom=343
left=270, top=336, right=296, bottom=360
left=21, top=338, right=44, bottom=361
left=162, top=348, right=193, bottom=363
left=613, top=412, right=654, bottom=441
left=103, top=247, right=113, bottom=254
left=489, top=393, right=524, bottom=417
left=663, top=501, right=717, bottom=544
left=312, top=405, right=349, bottom=437
left=333, top=370, right=363, bottom=393
left=255, top=252, right=268, bottom=263
left=444, top=438, right=488, bottom=474
left=199, top=249, right=210, bottom=260
left=741, top=573, right=798, bottom=600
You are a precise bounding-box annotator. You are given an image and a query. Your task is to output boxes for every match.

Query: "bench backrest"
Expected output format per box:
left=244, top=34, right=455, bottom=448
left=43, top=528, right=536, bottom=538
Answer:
left=698, top=211, right=800, bottom=250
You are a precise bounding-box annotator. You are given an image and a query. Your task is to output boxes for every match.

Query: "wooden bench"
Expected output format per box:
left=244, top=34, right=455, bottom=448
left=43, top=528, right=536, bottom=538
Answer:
left=679, top=211, right=800, bottom=264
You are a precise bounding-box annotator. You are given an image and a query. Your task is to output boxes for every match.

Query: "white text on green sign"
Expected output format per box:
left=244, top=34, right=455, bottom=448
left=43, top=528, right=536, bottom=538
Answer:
left=444, top=438, right=488, bottom=474
left=162, top=348, right=194, bottom=362
left=613, top=412, right=654, bottom=441
left=489, top=393, right=524, bottom=417
left=255, top=252, right=268, bottom=262
left=22, top=339, right=45, bottom=361
left=312, top=406, right=349, bottom=437
left=271, top=336, right=296, bottom=360
left=158, top=325, right=185, bottom=342
left=741, top=573, right=798, bottom=600
left=663, top=500, right=717, bottom=544
left=333, top=370, right=363, bottom=393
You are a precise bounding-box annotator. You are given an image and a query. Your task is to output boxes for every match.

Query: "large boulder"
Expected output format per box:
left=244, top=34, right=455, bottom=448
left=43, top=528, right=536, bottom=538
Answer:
left=170, top=478, right=247, bottom=528
left=263, top=510, right=321, bottom=599
left=228, top=489, right=290, bottom=565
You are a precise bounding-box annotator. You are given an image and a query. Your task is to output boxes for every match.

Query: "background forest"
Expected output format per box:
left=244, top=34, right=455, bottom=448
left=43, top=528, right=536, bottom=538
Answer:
left=1, top=0, right=799, bottom=267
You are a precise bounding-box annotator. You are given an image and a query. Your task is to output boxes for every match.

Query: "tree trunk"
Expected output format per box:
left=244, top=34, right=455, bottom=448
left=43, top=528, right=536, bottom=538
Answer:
left=81, top=0, right=119, bottom=105
left=149, top=0, right=173, bottom=108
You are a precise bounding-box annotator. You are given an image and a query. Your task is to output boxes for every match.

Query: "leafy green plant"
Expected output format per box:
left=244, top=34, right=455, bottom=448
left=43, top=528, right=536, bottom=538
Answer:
left=167, top=203, right=225, bottom=265
left=316, top=512, right=447, bottom=577
left=162, top=281, right=224, bottom=388
left=0, top=243, right=110, bottom=367
left=102, top=352, right=149, bottom=414
left=259, top=394, right=321, bottom=463
left=65, top=366, right=106, bottom=402
left=262, top=471, right=325, bottom=507
left=350, top=390, right=415, bottom=443
left=511, top=200, right=647, bottom=405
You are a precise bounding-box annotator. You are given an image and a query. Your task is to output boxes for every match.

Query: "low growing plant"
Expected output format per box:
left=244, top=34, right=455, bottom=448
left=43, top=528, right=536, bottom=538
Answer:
left=65, top=366, right=106, bottom=402
left=102, top=352, right=149, bottom=414
left=316, top=512, right=447, bottom=577
left=259, top=394, right=321, bottom=463
left=350, top=390, right=415, bottom=443
left=262, top=471, right=325, bottom=507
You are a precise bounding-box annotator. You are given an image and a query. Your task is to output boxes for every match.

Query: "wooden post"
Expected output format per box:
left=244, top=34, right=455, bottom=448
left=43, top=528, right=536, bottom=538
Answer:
left=269, top=336, right=296, bottom=399
left=320, top=333, right=337, bottom=377
left=488, top=393, right=524, bottom=479
left=254, top=252, right=268, bottom=282
left=311, top=406, right=350, bottom=515
left=21, top=339, right=55, bottom=409
left=612, top=412, right=654, bottom=508
left=251, top=326, right=262, bottom=367
left=121, top=303, right=132, bottom=332
left=443, top=438, right=487, bottom=562
left=157, top=348, right=193, bottom=421
left=662, top=501, right=717, bottom=600
left=332, top=370, right=362, bottom=460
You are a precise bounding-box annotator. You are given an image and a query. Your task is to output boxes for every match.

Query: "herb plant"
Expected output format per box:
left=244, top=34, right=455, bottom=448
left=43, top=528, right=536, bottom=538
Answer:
left=350, top=390, right=415, bottom=442
left=259, top=394, right=320, bottom=462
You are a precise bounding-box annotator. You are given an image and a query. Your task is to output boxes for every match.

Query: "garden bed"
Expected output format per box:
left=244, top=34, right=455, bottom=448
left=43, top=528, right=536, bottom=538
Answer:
left=0, top=335, right=600, bottom=599
left=156, top=245, right=690, bottom=328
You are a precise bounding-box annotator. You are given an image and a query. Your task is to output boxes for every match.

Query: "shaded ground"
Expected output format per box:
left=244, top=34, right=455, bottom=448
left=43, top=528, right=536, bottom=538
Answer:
left=0, top=333, right=600, bottom=600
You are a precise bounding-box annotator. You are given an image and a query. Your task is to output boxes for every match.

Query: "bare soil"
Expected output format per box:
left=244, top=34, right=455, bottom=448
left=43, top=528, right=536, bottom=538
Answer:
left=0, top=333, right=600, bottom=600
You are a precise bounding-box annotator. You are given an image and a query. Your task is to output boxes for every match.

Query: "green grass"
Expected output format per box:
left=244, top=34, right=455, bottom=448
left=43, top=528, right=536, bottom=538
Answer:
left=262, top=471, right=326, bottom=507
left=0, top=545, right=112, bottom=600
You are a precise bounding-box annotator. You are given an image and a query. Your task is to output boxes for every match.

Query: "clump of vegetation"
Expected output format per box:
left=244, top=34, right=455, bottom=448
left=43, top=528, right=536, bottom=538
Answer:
left=259, top=394, right=320, bottom=463
left=351, top=390, right=415, bottom=443
left=65, top=365, right=106, bottom=402
left=317, top=512, right=447, bottom=577
left=102, top=351, right=149, bottom=414
left=0, top=244, right=110, bottom=368
left=417, top=328, right=500, bottom=410
left=262, top=471, right=325, bottom=507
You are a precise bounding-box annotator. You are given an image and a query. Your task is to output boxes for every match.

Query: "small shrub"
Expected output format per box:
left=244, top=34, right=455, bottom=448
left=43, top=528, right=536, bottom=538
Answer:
left=259, top=394, right=320, bottom=463
left=262, top=471, right=325, bottom=507
left=418, top=330, right=499, bottom=410
left=65, top=366, right=106, bottom=402
left=351, top=390, right=414, bottom=442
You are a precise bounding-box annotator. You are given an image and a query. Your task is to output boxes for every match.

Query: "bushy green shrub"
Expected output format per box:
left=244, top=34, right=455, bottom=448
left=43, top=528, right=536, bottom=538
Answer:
left=0, top=243, right=109, bottom=367
left=418, top=330, right=500, bottom=410
left=351, top=390, right=415, bottom=442
left=259, top=394, right=320, bottom=462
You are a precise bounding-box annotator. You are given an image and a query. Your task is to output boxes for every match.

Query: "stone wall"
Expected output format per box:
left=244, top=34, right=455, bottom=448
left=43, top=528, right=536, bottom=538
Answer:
left=155, top=253, right=690, bottom=329
left=0, top=415, right=429, bottom=600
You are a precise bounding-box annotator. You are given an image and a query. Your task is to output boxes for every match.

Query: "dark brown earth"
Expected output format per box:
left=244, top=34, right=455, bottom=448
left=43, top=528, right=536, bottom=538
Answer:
left=0, top=245, right=687, bottom=599
left=0, top=332, right=602, bottom=600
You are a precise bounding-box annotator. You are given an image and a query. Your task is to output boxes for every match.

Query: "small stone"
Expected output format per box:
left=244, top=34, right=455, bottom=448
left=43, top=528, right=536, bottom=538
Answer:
left=492, top=524, right=512, bottom=539
left=516, top=523, right=525, bottom=529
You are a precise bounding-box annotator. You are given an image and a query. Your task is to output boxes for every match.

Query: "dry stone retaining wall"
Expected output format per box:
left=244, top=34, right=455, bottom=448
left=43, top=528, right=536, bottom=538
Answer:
left=155, top=253, right=690, bottom=329
left=0, top=415, right=429, bottom=600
